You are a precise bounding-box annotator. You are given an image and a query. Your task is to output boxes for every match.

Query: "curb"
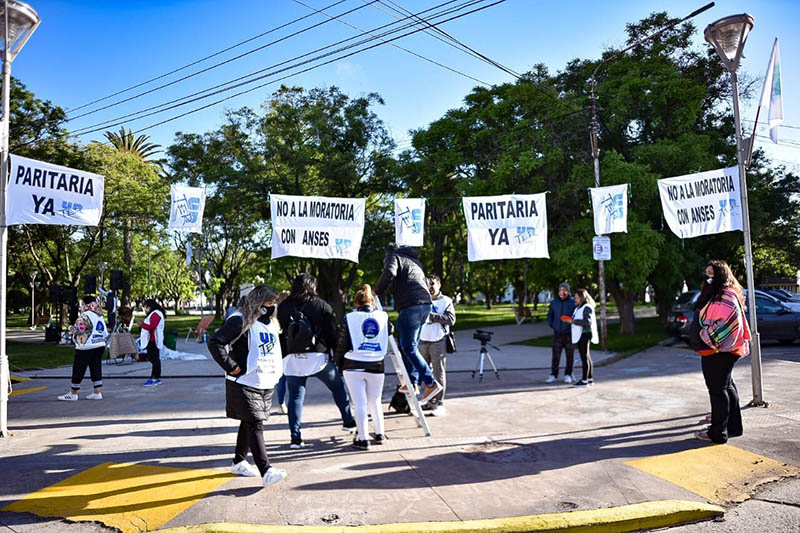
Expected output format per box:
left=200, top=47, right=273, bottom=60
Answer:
left=159, top=499, right=724, bottom=533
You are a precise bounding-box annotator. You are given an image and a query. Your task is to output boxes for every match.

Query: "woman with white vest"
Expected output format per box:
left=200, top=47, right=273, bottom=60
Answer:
left=335, top=284, right=390, bottom=451
left=208, top=285, right=288, bottom=488
left=561, top=288, right=598, bottom=387
left=139, top=299, right=166, bottom=387
left=58, top=295, right=109, bottom=401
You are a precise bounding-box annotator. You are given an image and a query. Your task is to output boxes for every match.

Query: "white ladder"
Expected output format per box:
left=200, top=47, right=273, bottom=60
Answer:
left=375, top=296, right=431, bottom=437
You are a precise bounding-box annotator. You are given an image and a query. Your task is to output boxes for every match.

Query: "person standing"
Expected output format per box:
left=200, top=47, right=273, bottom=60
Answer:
left=208, top=285, right=288, bottom=488
left=561, top=289, right=598, bottom=387
left=58, top=296, right=109, bottom=401
left=691, top=260, right=749, bottom=444
left=418, top=275, right=456, bottom=416
left=139, top=299, right=165, bottom=387
left=277, top=274, right=356, bottom=448
left=546, top=282, right=576, bottom=383
left=335, top=284, right=390, bottom=450
left=375, top=244, right=442, bottom=405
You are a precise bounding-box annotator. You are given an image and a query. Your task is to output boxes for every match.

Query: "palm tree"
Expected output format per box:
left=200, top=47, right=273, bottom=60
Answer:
left=104, top=127, right=162, bottom=162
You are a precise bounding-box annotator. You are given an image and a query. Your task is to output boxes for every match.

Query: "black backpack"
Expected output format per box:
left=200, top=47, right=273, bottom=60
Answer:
left=286, top=306, right=317, bottom=354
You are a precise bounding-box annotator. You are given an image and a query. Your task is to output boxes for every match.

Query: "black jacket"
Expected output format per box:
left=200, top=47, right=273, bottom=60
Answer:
left=375, top=246, right=432, bottom=311
left=277, top=295, right=338, bottom=355
left=208, top=314, right=248, bottom=375
left=547, top=297, right=576, bottom=335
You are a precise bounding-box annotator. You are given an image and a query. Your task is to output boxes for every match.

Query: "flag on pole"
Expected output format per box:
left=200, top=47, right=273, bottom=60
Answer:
left=759, top=38, right=783, bottom=143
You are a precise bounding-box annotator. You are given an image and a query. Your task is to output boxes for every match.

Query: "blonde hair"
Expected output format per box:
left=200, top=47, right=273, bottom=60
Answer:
left=574, top=288, right=595, bottom=308
left=354, top=284, right=375, bottom=308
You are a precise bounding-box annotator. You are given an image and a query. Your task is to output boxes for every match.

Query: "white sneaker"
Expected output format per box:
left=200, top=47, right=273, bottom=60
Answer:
left=231, top=460, right=259, bottom=477
left=545, top=375, right=557, bottom=383
left=431, top=405, right=447, bottom=417
left=563, top=375, right=573, bottom=384
left=58, top=392, right=78, bottom=401
left=279, top=403, right=287, bottom=414
left=86, top=392, right=103, bottom=400
left=263, top=467, right=287, bottom=488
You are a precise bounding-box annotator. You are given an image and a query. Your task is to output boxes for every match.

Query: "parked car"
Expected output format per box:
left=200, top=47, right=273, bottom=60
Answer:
left=666, top=289, right=800, bottom=345
left=760, top=289, right=800, bottom=311
left=765, top=288, right=800, bottom=302
left=666, top=290, right=699, bottom=337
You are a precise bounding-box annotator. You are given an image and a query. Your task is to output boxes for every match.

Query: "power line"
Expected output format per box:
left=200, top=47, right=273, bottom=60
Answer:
left=743, top=118, right=800, bottom=131
left=69, top=0, right=497, bottom=138
left=375, top=0, right=522, bottom=79
left=66, top=0, right=379, bottom=123
left=290, top=0, right=491, bottom=86
left=127, top=0, right=509, bottom=137
left=66, top=0, right=349, bottom=114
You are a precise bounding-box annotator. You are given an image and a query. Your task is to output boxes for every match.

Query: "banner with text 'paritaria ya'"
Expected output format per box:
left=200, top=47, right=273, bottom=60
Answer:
left=462, top=194, right=548, bottom=261
left=7, top=154, right=104, bottom=226
left=270, top=194, right=365, bottom=263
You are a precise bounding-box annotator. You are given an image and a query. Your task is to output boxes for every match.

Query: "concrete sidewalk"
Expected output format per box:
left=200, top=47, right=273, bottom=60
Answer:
left=1, top=325, right=798, bottom=532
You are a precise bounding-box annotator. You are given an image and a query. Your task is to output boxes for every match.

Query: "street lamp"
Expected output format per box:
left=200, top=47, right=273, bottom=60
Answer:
left=0, top=0, right=41, bottom=438
left=704, top=14, right=765, bottom=407
left=28, top=271, right=36, bottom=330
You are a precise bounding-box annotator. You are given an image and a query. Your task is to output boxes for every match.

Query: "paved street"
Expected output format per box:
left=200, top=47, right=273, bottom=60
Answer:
left=1, top=323, right=799, bottom=532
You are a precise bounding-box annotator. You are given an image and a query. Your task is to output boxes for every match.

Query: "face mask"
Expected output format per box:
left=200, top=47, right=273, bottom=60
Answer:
left=707, top=278, right=714, bottom=285
left=260, top=305, right=276, bottom=318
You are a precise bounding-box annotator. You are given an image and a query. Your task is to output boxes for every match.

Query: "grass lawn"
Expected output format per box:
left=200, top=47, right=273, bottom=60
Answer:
left=513, top=316, right=667, bottom=359
left=8, top=341, right=75, bottom=370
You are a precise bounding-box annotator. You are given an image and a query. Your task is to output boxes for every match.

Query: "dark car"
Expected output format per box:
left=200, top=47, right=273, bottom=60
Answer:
left=666, top=289, right=800, bottom=345
left=666, top=290, right=699, bottom=337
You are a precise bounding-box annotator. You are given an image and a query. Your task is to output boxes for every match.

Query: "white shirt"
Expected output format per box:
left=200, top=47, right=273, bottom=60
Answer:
left=571, top=304, right=599, bottom=345
left=420, top=294, right=454, bottom=342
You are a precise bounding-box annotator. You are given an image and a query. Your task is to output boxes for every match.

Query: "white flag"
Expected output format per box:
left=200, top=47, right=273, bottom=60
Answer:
left=590, top=184, right=628, bottom=235
left=759, top=38, right=783, bottom=143
left=6, top=154, right=105, bottom=226
left=461, top=194, right=549, bottom=261
left=657, top=167, right=743, bottom=239
left=169, top=185, right=206, bottom=233
left=394, top=198, right=425, bottom=247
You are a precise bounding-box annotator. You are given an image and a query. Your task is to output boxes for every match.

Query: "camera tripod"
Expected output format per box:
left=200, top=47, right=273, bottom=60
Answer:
left=472, top=333, right=500, bottom=381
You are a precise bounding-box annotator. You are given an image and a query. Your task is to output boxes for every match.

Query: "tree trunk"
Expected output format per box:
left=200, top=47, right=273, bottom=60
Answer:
left=122, top=218, right=133, bottom=310
left=215, top=290, right=223, bottom=320
left=608, top=280, right=636, bottom=334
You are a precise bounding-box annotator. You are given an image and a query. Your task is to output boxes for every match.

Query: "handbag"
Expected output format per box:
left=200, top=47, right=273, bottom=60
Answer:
left=445, top=330, right=457, bottom=354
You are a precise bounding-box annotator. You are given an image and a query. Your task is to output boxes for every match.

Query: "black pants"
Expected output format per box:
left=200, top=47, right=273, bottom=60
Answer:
left=234, top=421, right=270, bottom=476
left=147, top=341, right=161, bottom=379
left=71, top=346, right=104, bottom=390
left=551, top=332, right=574, bottom=377
left=701, top=352, right=743, bottom=443
left=576, top=333, right=593, bottom=381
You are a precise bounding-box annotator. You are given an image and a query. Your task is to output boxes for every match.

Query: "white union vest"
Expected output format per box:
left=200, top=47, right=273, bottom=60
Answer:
left=228, top=317, right=283, bottom=390
left=345, top=310, right=389, bottom=363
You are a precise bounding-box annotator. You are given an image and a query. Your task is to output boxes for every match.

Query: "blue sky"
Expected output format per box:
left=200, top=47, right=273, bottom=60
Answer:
left=11, top=0, right=800, bottom=169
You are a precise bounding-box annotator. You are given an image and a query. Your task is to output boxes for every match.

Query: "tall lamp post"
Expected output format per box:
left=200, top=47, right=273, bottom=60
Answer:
left=704, top=14, right=765, bottom=406
left=28, top=270, right=35, bottom=329
left=588, top=2, right=714, bottom=351
left=0, top=0, right=41, bottom=438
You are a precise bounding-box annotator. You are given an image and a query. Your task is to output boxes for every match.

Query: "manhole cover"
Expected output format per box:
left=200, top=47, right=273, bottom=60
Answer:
left=462, top=441, right=542, bottom=463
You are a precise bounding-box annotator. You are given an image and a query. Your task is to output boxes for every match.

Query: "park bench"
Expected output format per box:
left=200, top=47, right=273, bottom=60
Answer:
left=186, top=315, right=214, bottom=341
left=30, top=314, right=51, bottom=331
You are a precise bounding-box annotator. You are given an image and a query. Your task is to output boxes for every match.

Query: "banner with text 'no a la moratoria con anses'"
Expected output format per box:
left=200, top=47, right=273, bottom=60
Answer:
left=657, top=166, right=743, bottom=239
left=6, top=154, right=104, bottom=226
left=270, top=194, right=365, bottom=263
left=462, top=193, right=549, bottom=261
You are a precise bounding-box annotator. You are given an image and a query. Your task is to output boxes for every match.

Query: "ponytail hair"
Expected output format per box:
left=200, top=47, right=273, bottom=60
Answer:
left=354, top=284, right=375, bottom=308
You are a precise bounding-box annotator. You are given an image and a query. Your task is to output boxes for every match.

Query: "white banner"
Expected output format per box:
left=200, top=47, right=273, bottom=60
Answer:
left=462, top=194, right=548, bottom=261
left=394, top=198, right=425, bottom=247
left=270, top=194, right=365, bottom=263
left=169, top=185, right=206, bottom=233
left=590, top=183, right=628, bottom=235
left=657, top=166, right=743, bottom=239
left=7, top=154, right=104, bottom=226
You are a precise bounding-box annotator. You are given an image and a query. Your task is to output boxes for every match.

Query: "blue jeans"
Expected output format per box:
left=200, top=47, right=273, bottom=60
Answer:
left=275, top=375, right=286, bottom=405
left=397, top=304, right=435, bottom=387
left=286, top=360, right=355, bottom=442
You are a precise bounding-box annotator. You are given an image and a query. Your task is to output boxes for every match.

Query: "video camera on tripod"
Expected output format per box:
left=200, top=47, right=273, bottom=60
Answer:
left=472, top=329, right=500, bottom=381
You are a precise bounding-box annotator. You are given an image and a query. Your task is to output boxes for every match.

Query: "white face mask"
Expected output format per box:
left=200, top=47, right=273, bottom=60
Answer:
left=707, top=278, right=714, bottom=284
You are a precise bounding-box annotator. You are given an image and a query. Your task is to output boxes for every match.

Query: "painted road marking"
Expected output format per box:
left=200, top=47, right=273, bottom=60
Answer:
left=10, top=374, right=31, bottom=383
left=9, top=385, right=47, bottom=397
left=3, top=462, right=233, bottom=533
left=626, top=444, right=800, bottom=504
